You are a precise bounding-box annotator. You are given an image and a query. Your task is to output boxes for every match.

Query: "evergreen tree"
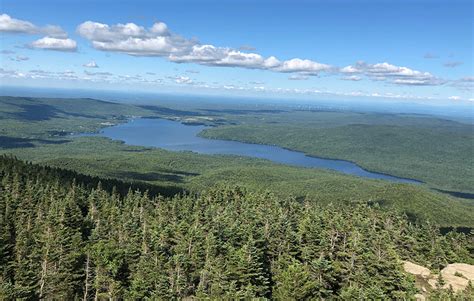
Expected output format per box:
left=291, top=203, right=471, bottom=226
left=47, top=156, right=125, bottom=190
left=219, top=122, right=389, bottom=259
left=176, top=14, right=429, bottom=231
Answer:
left=0, top=156, right=472, bottom=299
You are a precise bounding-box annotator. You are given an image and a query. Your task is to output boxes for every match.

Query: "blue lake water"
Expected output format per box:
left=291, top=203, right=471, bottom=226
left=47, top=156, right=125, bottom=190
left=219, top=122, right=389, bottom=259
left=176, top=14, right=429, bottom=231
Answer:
left=94, top=118, right=421, bottom=184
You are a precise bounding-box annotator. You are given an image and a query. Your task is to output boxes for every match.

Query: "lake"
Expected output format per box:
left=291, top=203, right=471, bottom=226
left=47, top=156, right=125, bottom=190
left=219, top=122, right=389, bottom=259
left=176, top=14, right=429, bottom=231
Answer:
left=95, top=118, right=421, bottom=184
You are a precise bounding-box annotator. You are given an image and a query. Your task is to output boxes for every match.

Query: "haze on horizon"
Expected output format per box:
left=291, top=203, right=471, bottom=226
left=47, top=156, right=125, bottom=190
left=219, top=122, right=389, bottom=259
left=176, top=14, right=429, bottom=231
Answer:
left=0, top=0, right=473, bottom=105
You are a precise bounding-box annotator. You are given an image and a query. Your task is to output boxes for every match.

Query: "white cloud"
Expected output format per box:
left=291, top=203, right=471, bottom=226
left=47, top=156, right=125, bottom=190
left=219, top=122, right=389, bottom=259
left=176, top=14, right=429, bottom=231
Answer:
left=0, top=13, right=36, bottom=33
left=83, top=60, right=99, bottom=68
left=276, top=58, right=331, bottom=74
left=340, top=65, right=359, bottom=73
left=2, top=66, right=461, bottom=102
left=2, top=15, right=454, bottom=92
left=0, top=13, right=67, bottom=38
left=171, top=75, right=193, bottom=84
left=77, top=20, right=332, bottom=76
left=168, top=45, right=327, bottom=74
left=1, top=14, right=77, bottom=52
left=340, top=61, right=444, bottom=86
left=31, top=37, right=77, bottom=51
left=77, top=21, right=193, bottom=56
left=150, top=22, right=168, bottom=35
left=77, top=21, right=146, bottom=41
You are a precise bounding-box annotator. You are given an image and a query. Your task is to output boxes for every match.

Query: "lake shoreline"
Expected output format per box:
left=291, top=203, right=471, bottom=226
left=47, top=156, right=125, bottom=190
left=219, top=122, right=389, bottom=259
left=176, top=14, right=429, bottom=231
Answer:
left=85, top=117, right=423, bottom=184
left=197, top=130, right=425, bottom=185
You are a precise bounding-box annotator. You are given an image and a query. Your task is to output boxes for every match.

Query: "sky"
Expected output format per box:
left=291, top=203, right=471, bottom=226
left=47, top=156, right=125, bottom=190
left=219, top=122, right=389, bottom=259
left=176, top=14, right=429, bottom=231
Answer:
left=0, top=0, right=473, bottom=104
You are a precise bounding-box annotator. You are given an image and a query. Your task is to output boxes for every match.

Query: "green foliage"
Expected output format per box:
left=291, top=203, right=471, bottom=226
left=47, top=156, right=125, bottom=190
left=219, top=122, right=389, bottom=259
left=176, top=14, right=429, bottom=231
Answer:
left=4, top=136, right=474, bottom=227
left=0, top=156, right=472, bottom=299
left=0, top=96, right=152, bottom=140
left=1, top=96, right=473, bottom=228
left=200, top=112, right=474, bottom=193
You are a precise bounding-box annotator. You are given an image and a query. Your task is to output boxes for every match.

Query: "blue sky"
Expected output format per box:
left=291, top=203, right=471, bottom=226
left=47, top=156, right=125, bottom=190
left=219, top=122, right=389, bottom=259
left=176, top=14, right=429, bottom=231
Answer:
left=1, top=0, right=473, bottom=104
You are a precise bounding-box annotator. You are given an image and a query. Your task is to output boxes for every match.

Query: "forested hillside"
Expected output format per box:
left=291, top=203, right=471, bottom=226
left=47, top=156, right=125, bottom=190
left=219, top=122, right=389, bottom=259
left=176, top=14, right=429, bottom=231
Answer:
left=2, top=96, right=473, bottom=228
left=199, top=114, right=474, bottom=193
left=1, top=156, right=473, bottom=300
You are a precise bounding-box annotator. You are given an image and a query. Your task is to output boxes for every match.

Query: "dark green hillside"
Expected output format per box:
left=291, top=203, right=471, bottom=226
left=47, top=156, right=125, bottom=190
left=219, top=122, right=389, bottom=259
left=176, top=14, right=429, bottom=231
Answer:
left=1, top=96, right=473, bottom=228
left=1, top=156, right=472, bottom=300
left=0, top=154, right=182, bottom=197
left=5, top=137, right=474, bottom=228
left=200, top=113, right=474, bottom=193
left=0, top=96, right=153, bottom=140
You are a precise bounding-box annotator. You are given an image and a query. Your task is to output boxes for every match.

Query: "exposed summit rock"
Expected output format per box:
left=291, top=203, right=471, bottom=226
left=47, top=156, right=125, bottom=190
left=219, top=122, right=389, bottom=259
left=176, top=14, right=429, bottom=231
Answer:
left=403, top=261, right=474, bottom=294
left=403, top=261, right=431, bottom=279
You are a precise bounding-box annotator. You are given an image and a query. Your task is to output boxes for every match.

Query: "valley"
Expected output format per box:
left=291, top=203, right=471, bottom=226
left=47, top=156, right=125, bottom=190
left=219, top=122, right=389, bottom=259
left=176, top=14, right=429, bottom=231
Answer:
left=1, top=96, right=473, bottom=228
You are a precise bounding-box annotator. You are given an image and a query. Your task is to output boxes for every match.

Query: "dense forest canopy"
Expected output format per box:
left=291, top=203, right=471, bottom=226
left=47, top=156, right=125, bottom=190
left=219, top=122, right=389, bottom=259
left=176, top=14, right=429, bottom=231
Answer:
left=199, top=114, right=474, bottom=193
left=1, top=0, right=473, bottom=298
left=1, top=97, right=473, bottom=229
left=1, top=156, right=473, bottom=299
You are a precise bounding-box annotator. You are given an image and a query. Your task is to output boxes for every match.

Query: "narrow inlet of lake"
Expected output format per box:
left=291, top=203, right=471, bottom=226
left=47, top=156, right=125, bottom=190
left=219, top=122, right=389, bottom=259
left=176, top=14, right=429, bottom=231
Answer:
left=92, top=118, right=421, bottom=184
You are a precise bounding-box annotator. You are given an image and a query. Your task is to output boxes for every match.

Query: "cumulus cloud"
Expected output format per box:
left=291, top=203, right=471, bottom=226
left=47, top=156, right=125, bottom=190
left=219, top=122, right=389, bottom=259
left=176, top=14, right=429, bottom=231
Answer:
left=276, top=58, right=331, bottom=74
left=83, top=60, right=99, bottom=68
left=77, top=21, right=193, bottom=56
left=168, top=44, right=281, bottom=70
left=0, top=13, right=67, bottom=38
left=2, top=15, right=452, bottom=90
left=30, top=37, right=77, bottom=51
left=77, top=20, right=332, bottom=76
left=443, top=61, right=463, bottom=68
left=340, top=61, right=444, bottom=86
left=0, top=13, right=37, bottom=33
left=1, top=14, right=77, bottom=52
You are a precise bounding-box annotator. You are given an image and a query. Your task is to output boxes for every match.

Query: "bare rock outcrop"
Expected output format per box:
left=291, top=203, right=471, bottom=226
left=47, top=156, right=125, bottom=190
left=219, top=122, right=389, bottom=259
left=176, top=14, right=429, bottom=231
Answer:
left=438, top=263, right=474, bottom=292
left=403, top=261, right=474, bottom=294
left=403, top=261, right=431, bottom=279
